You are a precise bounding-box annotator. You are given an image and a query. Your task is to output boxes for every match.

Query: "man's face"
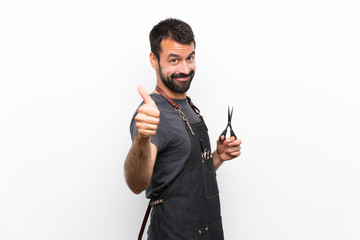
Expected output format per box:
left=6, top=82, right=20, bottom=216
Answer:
left=157, top=38, right=196, bottom=94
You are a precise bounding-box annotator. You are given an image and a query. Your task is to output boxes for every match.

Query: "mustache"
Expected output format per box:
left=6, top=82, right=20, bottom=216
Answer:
left=171, top=70, right=195, bottom=79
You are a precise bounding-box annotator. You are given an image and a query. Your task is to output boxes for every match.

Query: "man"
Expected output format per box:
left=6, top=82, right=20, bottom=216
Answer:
left=124, top=18, right=242, bottom=239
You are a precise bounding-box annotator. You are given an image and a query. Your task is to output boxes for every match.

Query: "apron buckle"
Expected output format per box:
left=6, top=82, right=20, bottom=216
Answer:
left=150, top=199, right=163, bottom=207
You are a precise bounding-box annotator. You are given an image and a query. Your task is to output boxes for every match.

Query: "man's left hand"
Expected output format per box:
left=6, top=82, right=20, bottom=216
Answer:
left=216, top=136, right=242, bottom=162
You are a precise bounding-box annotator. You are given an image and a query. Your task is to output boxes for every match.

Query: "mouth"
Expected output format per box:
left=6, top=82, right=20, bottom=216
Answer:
left=173, top=76, right=190, bottom=82
left=171, top=71, right=194, bottom=82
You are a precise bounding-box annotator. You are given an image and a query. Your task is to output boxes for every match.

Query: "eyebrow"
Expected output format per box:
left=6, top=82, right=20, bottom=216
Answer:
left=167, top=51, right=195, bottom=60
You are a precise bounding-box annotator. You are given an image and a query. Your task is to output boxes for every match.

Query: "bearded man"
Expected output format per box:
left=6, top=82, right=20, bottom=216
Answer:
left=124, top=18, right=242, bottom=240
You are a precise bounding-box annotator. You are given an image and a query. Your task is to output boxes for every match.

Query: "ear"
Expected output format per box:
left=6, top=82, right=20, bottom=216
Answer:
left=149, top=52, right=158, bottom=70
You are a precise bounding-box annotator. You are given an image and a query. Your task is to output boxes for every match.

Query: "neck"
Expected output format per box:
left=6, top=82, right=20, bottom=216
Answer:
left=156, top=80, right=187, bottom=99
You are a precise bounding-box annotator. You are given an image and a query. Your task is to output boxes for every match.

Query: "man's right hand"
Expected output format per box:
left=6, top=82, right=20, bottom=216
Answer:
left=135, top=85, right=160, bottom=138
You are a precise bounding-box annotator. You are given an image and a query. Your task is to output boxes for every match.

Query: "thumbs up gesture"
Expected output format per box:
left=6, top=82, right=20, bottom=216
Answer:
left=135, top=85, right=160, bottom=138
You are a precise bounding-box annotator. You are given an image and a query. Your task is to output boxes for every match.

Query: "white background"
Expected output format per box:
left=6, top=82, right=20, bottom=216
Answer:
left=1, top=0, right=359, bottom=239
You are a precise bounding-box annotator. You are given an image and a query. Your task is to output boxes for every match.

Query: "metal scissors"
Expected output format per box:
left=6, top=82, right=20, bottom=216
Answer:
left=219, top=106, right=237, bottom=143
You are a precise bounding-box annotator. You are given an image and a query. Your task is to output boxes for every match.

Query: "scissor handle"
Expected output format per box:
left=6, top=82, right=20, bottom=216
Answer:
left=219, top=129, right=227, bottom=143
left=230, top=129, right=237, bottom=140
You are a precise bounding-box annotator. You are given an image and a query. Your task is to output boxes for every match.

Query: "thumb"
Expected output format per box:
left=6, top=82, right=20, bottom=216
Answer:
left=137, top=85, right=156, bottom=106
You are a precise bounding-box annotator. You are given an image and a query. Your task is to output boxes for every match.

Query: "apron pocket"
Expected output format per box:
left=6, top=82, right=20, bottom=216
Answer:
left=202, top=156, right=219, bottom=199
left=197, top=217, right=224, bottom=240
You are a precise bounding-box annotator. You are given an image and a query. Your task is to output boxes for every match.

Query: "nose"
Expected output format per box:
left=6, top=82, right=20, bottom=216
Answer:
left=178, top=60, right=191, bottom=74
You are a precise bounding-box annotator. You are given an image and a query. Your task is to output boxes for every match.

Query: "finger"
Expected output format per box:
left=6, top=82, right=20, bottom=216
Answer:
left=138, top=85, right=156, bottom=106
left=136, top=121, right=159, bottom=131
left=138, top=129, right=158, bottom=137
left=138, top=104, right=160, bottom=118
left=135, top=115, right=160, bottom=125
left=226, top=136, right=236, bottom=142
left=217, top=135, right=226, bottom=144
left=229, top=151, right=241, bottom=157
left=225, top=136, right=237, bottom=144
left=228, top=138, right=242, bottom=146
left=225, top=146, right=241, bottom=154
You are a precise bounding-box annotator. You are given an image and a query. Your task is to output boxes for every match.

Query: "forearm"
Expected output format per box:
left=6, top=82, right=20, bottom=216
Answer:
left=124, top=134, right=156, bottom=194
left=212, top=150, right=224, bottom=171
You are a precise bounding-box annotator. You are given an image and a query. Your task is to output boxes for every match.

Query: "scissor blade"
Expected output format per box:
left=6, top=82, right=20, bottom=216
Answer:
left=228, top=106, right=231, bottom=122
left=228, top=106, right=234, bottom=122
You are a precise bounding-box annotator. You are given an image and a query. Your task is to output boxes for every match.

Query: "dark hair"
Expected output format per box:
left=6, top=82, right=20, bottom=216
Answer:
left=149, top=18, right=196, bottom=60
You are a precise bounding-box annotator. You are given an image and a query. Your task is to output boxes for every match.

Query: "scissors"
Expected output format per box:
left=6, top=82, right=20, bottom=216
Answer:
left=219, top=106, right=237, bottom=143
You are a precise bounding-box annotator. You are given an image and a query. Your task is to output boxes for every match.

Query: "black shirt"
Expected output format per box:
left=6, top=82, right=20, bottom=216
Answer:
left=130, top=93, right=202, bottom=199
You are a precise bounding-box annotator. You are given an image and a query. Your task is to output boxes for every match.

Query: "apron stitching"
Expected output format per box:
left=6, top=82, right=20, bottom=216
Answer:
left=202, top=163, right=219, bottom=200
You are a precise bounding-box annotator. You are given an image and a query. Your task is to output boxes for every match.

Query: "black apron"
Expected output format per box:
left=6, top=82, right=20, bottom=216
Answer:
left=139, top=88, right=224, bottom=240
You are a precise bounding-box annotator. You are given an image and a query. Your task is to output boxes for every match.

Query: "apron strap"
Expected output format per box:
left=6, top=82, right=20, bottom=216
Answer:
left=155, top=85, right=179, bottom=108
left=155, top=85, right=203, bottom=119
left=138, top=199, right=163, bottom=240
left=186, top=96, right=204, bottom=121
left=155, top=85, right=195, bottom=135
left=138, top=203, right=151, bottom=240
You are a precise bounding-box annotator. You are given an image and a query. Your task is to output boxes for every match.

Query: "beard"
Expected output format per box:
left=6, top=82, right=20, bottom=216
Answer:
left=159, top=64, right=195, bottom=94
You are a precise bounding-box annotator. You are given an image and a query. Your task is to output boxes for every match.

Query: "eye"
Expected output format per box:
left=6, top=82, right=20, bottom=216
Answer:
left=187, top=55, right=195, bottom=61
left=170, top=59, right=178, bottom=63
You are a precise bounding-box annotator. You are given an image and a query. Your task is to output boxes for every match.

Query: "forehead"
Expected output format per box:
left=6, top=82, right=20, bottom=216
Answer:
left=160, top=38, right=195, bottom=57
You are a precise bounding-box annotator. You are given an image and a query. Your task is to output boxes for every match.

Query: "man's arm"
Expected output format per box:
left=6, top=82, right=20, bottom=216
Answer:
left=124, top=135, right=157, bottom=194
left=124, top=86, right=160, bottom=194
left=212, top=136, right=242, bottom=171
